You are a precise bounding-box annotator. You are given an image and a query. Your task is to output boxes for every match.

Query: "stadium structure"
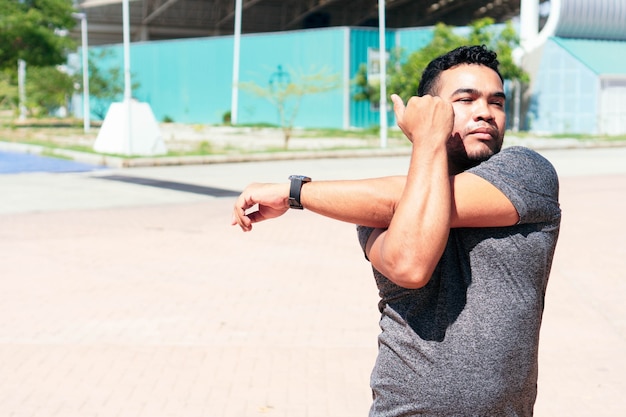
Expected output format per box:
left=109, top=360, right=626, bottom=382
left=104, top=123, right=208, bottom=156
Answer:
left=75, top=0, right=547, bottom=45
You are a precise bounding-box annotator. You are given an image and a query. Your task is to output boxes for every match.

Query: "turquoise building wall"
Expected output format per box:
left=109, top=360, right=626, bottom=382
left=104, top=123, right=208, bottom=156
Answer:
left=348, top=28, right=396, bottom=129
left=395, top=27, right=435, bottom=56
left=90, top=35, right=236, bottom=124
left=235, top=28, right=347, bottom=128
left=86, top=26, right=441, bottom=129
left=90, top=28, right=350, bottom=128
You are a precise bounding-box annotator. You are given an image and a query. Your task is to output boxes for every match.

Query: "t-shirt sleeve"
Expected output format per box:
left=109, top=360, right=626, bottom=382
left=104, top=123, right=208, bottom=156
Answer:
left=468, top=146, right=561, bottom=224
left=356, top=225, right=375, bottom=260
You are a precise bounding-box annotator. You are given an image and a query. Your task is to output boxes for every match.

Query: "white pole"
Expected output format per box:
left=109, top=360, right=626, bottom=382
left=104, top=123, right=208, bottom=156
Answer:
left=81, top=15, right=90, bottom=132
left=378, top=0, right=387, bottom=148
left=122, top=0, right=132, bottom=154
left=18, top=59, right=26, bottom=121
left=73, top=13, right=91, bottom=132
left=520, top=0, right=539, bottom=47
left=231, top=0, right=242, bottom=125
left=513, top=79, right=521, bottom=132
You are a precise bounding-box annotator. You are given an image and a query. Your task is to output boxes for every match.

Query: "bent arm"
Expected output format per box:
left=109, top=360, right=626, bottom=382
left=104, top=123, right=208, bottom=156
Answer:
left=363, top=94, right=519, bottom=289
left=365, top=95, right=453, bottom=289
left=365, top=172, right=519, bottom=288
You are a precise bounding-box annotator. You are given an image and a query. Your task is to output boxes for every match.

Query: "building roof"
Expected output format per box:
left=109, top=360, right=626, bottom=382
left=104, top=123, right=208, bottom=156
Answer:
left=553, top=37, right=626, bottom=76
left=553, top=0, right=626, bottom=42
left=75, top=0, right=545, bottom=45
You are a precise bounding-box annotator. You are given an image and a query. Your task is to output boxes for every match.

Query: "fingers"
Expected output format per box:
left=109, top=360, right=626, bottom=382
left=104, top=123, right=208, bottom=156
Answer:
left=390, top=94, right=405, bottom=121
left=232, top=191, right=255, bottom=231
left=391, top=93, right=413, bottom=141
left=232, top=205, right=252, bottom=232
left=230, top=182, right=290, bottom=232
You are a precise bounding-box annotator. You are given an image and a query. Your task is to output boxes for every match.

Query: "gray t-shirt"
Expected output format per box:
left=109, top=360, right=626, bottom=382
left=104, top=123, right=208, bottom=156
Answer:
left=357, top=146, right=561, bottom=417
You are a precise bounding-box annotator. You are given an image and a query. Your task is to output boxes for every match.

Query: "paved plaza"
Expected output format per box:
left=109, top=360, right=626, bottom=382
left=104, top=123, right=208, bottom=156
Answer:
left=0, top=146, right=625, bottom=416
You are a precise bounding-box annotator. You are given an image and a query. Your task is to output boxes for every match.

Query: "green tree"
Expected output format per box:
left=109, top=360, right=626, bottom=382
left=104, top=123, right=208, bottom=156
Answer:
left=0, top=69, right=19, bottom=110
left=26, top=65, right=75, bottom=116
left=0, top=0, right=76, bottom=70
left=354, top=18, right=527, bottom=105
left=240, top=66, right=341, bottom=149
left=0, top=0, right=76, bottom=116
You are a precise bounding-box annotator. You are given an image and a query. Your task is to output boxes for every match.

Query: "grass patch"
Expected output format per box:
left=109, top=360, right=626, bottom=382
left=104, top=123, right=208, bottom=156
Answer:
left=40, top=149, right=74, bottom=160
left=2, top=111, right=624, bottom=161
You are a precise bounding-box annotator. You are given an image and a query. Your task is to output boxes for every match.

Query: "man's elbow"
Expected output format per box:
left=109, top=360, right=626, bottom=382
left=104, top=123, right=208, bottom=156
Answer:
left=381, top=261, right=433, bottom=289
left=393, top=273, right=431, bottom=289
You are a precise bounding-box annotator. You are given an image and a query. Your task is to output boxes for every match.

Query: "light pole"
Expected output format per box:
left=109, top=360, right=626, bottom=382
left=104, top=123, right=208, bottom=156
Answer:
left=72, top=12, right=90, bottom=132
left=122, top=0, right=132, bottom=155
left=231, top=0, right=242, bottom=125
left=378, top=0, right=387, bottom=148
left=18, top=59, right=26, bottom=121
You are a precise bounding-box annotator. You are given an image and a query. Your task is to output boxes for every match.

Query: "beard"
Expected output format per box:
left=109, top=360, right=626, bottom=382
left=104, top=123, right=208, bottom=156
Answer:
left=446, top=132, right=503, bottom=172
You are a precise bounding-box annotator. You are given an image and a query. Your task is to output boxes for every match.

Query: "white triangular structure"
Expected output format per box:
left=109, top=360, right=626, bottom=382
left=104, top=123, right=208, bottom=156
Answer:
left=93, top=100, right=167, bottom=156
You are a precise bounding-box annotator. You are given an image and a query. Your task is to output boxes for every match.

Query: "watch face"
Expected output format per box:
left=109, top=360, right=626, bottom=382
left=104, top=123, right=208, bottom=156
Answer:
left=289, top=175, right=310, bottom=181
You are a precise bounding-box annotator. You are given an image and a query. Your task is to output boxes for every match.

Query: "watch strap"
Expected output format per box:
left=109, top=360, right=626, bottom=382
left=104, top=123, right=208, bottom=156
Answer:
left=288, top=175, right=311, bottom=209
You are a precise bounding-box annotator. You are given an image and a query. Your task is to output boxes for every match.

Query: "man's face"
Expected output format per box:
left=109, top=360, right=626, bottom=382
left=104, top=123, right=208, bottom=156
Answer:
left=436, top=63, right=506, bottom=171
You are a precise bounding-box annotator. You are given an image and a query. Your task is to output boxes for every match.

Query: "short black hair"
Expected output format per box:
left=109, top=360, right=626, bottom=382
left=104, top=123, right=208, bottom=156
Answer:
left=417, top=45, right=503, bottom=97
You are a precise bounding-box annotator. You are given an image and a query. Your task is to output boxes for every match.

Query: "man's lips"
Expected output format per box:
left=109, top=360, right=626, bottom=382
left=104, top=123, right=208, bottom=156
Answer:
left=468, top=127, right=497, bottom=140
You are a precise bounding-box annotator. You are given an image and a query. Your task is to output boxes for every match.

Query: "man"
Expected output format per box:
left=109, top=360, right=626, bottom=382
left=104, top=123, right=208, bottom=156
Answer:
left=232, top=45, right=561, bottom=416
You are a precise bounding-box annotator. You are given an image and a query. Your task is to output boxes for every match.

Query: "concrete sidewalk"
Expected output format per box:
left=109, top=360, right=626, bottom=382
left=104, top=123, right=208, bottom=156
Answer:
left=0, top=147, right=625, bottom=416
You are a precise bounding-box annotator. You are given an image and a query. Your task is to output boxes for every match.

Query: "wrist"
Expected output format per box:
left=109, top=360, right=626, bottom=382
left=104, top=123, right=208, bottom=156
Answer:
left=288, top=175, right=311, bottom=209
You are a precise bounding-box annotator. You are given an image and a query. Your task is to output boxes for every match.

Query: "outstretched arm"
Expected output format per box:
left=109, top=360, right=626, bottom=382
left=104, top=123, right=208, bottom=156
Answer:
left=231, top=176, right=405, bottom=231
left=231, top=171, right=518, bottom=232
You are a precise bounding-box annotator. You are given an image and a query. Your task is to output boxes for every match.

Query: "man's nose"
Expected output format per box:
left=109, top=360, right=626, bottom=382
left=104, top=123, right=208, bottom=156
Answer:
left=473, top=99, right=494, bottom=121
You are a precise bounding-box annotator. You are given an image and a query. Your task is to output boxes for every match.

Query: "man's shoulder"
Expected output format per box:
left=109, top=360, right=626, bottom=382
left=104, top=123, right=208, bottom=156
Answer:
left=471, top=146, right=561, bottom=224
left=473, top=146, right=558, bottom=180
left=490, top=145, right=551, bottom=166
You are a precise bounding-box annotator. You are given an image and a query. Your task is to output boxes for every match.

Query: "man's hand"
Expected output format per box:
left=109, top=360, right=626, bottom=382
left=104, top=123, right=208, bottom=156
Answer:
left=231, top=182, right=290, bottom=232
left=391, top=93, right=454, bottom=147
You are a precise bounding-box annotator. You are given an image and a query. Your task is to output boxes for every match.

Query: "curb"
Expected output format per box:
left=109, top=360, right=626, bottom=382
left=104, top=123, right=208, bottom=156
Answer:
left=2, top=138, right=626, bottom=169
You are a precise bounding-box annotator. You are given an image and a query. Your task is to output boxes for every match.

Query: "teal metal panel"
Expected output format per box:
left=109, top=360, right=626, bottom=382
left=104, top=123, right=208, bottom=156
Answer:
left=349, top=28, right=396, bottom=129
left=236, top=28, right=347, bottom=128
left=531, top=38, right=599, bottom=134
left=90, top=36, right=234, bottom=124
left=552, top=37, right=626, bottom=75
left=131, top=36, right=235, bottom=123
left=89, top=28, right=347, bottom=127
left=395, top=27, right=434, bottom=54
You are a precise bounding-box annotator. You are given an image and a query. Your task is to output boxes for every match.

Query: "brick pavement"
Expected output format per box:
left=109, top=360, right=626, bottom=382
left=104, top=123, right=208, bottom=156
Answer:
left=0, top=149, right=625, bottom=416
left=0, top=199, right=379, bottom=417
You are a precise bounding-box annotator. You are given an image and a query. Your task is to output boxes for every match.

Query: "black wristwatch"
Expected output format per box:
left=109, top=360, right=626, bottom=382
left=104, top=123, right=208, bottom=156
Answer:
left=288, top=175, right=311, bottom=209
